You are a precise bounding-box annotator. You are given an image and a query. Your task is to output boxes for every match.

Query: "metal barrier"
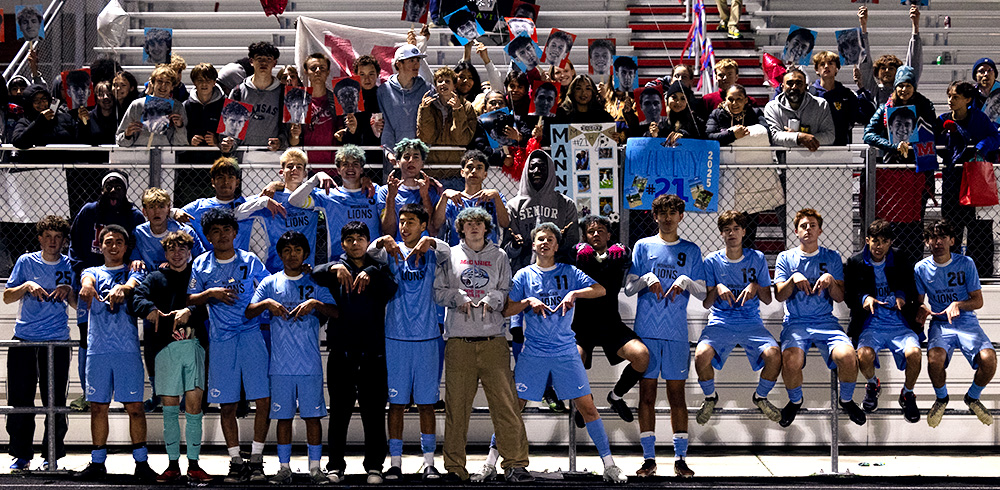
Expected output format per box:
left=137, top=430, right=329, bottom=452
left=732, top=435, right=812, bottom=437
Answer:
left=0, top=339, right=78, bottom=473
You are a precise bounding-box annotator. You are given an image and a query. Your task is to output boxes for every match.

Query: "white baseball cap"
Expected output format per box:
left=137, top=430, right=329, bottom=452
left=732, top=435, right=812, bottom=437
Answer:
left=393, top=44, right=427, bottom=64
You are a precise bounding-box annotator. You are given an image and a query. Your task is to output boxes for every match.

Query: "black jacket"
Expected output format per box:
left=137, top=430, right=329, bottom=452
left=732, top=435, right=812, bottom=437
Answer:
left=705, top=106, right=765, bottom=145
left=312, top=254, right=397, bottom=353
left=844, top=246, right=922, bottom=342
left=130, top=264, right=209, bottom=356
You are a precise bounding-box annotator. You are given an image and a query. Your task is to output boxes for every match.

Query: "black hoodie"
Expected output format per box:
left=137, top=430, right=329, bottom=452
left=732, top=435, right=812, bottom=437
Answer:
left=12, top=84, right=92, bottom=151
left=311, top=253, right=397, bottom=353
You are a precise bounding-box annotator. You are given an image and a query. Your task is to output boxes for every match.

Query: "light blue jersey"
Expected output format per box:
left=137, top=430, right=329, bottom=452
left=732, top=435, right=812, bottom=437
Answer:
left=630, top=237, right=705, bottom=341
left=509, top=263, right=596, bottom=357
left=302, top=187, right=381, bottom=258
left=376, top=184, right=441, bottom=240
left=8, top=251, right=74, bottom=341
left=130, top=220, right=205, bottom=270
left=867, top=261, right=907, bottom=329
left=774, top=247, right=844, bottom=324
left=251, top=272, right=335, bottom=376
left=914, top=253, right=982, bottom=328
left=441, top=194, right=506, bottom=246
left=181, top=197, right=257, bottom=252
left=704, top=248, right=771, bottom=328
left=188, top=249, right=269, bottom=342
left=258, top=190, right=320, bottom=272
left=381, top=242, right=443, bottom=341
left=82, top=265, right=145, bottom=354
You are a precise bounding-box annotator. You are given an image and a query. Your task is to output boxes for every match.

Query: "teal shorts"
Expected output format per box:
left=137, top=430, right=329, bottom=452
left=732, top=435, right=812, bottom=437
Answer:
left=154, top=339, right=206, bottom=397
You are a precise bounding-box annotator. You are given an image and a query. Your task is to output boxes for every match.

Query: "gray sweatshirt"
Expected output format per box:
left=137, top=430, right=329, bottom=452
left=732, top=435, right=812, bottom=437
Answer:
left=434, top=240, right=511, bottom=338
left=502, top=149, right=579, bottom=271
left=763, top=92, right=835, bottom=147
left=228, top=75, right=288, bottom=148
left=115, top=96, right=188, bottom=147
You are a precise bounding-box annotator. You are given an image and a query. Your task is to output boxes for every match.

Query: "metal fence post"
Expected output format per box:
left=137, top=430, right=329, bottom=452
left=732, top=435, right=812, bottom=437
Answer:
left=568, top=402, right=577, bottom=472
left=830, top=368, right=839, bottom=474
left=46, top=342, right=57, bottom=471
left=149, top=147, right=162, bottom=189
left=863, top=147, right=878, bottom=235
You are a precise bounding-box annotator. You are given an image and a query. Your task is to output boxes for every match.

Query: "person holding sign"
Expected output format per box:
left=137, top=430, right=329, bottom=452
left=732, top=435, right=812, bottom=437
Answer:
left=116, top=66, right=187, bottom=147
left=11, top=84, right=93, bottom=149
left=543, top=29, right=574, bottom=68
left=226, top=41, right=287, bottom=152
left=857, top=5, right=923, bottom=108
left=298, top=53, right=340, bottom=166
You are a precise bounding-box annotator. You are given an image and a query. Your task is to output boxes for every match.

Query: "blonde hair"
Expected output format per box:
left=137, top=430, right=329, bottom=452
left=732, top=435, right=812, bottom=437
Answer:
left=280, top=148, right=308, bottom=168
left=811, top=51, right=840, bottom=70
left=150, top=65, right=178, bottom=85
left=169, top=54, right=187, bottom=77
left=142, top=187, right=171, bottom=208
left=714, top=58, right=739, bottom=74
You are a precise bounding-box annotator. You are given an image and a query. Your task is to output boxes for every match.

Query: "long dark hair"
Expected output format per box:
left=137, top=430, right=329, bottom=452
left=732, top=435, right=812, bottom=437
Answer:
left=559, top=75, right=604, bottom=114
left=453, top=60, right=482, bottom=102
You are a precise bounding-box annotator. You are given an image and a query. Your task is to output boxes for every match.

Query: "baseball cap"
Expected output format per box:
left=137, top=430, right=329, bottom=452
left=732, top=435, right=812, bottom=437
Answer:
left=393, top=44, right=427, bottom=64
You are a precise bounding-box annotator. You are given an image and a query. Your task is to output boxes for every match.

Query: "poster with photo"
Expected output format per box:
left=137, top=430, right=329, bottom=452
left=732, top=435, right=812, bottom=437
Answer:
left=588, top=38, right=615, bottom=77
left=886, top=105, right=919, bottom=145
left=782, top=25, right=817, bottom=65
left=504, top=16, right=536, bottom=42
left=283, top=85, right=313, bottom=124
left=141, top=96, right=174, bottom=134
left=479, top=107, right=519, bottom=148
left=542, top=29, right=575, bottom=68
left=15, top=5, right=44, bottom=42
left=331, top=76, right=365, bottom=115
left=401, top=0, right=429, bottom=23
left=143, top=27, right=172, bottom=64
left=505, top=34, right=542, bottom=72
left=900, top=0, right=927, bottom=5
left=634, top=85, right=665, bottom=124
left=624, top=137, right=720, bottom=212
left=551, top=122, right=620, bottom=218
left=835, top=27, right=864, bottom=66
left=529, top=80, right=559, bottom=117
left=446, top=6, right=485, bottom=45
left=508, top=0, right=538, bottom=20
left=61, top=68, right=95, bottom=110
left=612, top=56, right=638, bottom=91
left=217, top=98, right=254, bottom=140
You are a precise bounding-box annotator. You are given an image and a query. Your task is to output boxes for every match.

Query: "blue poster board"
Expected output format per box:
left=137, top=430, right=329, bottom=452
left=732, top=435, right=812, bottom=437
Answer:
left=623, top=138, right=720, bottom=212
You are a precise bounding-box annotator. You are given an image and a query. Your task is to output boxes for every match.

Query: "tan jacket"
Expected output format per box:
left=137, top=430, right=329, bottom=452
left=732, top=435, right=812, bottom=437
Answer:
left=416, top=95, right=477, bottom=163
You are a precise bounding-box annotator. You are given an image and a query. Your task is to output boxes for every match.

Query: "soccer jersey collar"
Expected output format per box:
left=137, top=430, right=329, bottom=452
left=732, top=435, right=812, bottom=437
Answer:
left=800, top=249, right=820, bottom=257
left=104, top=264, right=126, bottom=271
left=282, top=272, right=303, bottom=280
left=934, top=256, right=953, bottom=268
left=41, top=255, right=62, bottom=266
left=657, top=237, right=681, bottom=246
left=216, top=254, right=237, bottom=264
left=536, top=263, right=558, bottom=272
left=724, top=253, right=745, bottom=264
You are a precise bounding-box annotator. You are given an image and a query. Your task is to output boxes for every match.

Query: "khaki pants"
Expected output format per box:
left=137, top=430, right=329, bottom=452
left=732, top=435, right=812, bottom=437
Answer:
left=443, top=337, right=529, bottom=479
left=717, top=0, right=742, bottom=27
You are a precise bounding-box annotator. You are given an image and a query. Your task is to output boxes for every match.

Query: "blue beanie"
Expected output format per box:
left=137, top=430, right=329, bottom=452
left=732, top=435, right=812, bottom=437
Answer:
left=973, top=57, right=997, bottom=77
left=894, top=65, right=916, bottom=88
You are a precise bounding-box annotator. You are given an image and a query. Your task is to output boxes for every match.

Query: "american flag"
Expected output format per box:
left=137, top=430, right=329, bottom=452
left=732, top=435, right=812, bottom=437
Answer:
left=680, top=0, right=717, bottom=94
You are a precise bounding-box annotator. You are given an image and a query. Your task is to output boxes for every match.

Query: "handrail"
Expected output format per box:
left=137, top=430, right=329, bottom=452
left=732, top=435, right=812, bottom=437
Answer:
left=2, top=0, right=66, bottom=82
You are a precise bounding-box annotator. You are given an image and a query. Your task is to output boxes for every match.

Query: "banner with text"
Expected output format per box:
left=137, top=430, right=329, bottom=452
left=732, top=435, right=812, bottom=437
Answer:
left=623, top=138, right=720, bottom=212
left=551, top=123, right=620, bottom=219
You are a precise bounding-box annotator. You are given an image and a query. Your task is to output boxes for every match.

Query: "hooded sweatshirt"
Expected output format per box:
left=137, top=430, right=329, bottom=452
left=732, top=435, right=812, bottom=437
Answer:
left=503, top=149, right=579, bottom=271
left=858, top=31, right=922, bottom=107
left=863, top=66, right=939, bottom=164
left=228, top=75, right=288, bottom=148
left=377, top=74, right=430, bottom=151
left=183, top=85, right=225, bottom=146
left=763, top=90, right=835, bottom=147
left=115, top=94, right=189, bottom=147
left=434, top=240, right=511, bottom=338
left=810, top=78, right=863, bottom=145
left=12, top=84, right=92, bottom=150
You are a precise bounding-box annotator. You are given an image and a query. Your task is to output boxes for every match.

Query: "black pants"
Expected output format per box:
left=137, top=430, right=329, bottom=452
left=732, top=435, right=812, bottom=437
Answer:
left=6, top=339, right=71, bottom=461
left=941, top=166, right=976, bottom=250
left=326, top=349, right=387, bottom=472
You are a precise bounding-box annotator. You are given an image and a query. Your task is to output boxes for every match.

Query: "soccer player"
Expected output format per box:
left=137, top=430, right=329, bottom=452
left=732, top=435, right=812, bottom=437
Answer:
left=572, top=215, right=649, bottom=424
left=312, top=222, right=397, bottom=484
left=74, top=225, right=156, bottom=482
left=434, top=207, right=531, bottom=483
left=378, top=138, right=442, bottom=239
left=247, top=231, right=337, bottom=484
left=3, top=216, right=76, bottom=472
left=695, top=211, right=782, bottom=425
left=129, top=231, right=212, bottom=483
left=186, top=207, right=272, bottom=482
left=775, top=208, right=866, bottom=427
left=625, top=194, right=705, bottom=478
left=288, top=145, right=382, bottom=259
left=915, top=220, right=996, bottom=428
left=367, top=203, right=450, bottom=481
left=431, top=149, right=509, bottom=246
left=844, top=219, right=922, bottom=422
left=504, top=222, right=627, bottom=484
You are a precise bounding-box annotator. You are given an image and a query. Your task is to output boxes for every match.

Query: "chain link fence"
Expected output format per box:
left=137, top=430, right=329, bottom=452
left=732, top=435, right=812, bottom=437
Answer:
left=1, top=146, right=999, bottom=281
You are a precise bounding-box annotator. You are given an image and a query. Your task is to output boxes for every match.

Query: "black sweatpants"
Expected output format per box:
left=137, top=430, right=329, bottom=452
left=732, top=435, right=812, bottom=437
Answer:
left=326, top=349, right=387, bottom=472
left=6, top=339, right=71, bottom=461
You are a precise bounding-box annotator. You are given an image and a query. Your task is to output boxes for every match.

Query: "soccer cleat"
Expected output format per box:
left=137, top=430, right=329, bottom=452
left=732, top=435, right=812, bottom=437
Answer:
left=927, top=396, right=949, bottom=428
left=366, top=469, right=383, bottom=484
left=505, top=466, right=534, bottom=483
left=674, top=459, right=695, bottom=477
left=779, top=400, right=802, bottom=427
left=249, top=461, right=267, bottom=482
left=187, top=466, right=213, bottom=483
left=607, top=391, right=634, bottom=423
left=753, top=393, right=781, bottom=422
left=268, top=466, right=293, bottom=485
left=434, top=399, right=447, bottom=412
left=635, top=459, right=657, bottom=477
left=156, top=466, right=182, bottom=482
left=543, top=387, right=567, bottom=413
left=603, top=465, right=628, bottom=484
left=76, top=462, right=107, bottom=481
left=383, top=466, right=403, bottom=481
left=839, top=400, right=867, bottom=426
left=862, top=378, right=881, bottom=413
left=327, top=469, right=345, bottom=483
left=574, top=409, right=586, bottom=428
left=422, top=465, right=442, bottom=480
left=696, top=393, right=718, bottom=425
left=470, top=463, right=498, bottom=482
left=727, top=26, right=743, bottom=39
left=898, top=390, right=920, bottom=423
left=224, top=460, right=248, bottom=483
left=69, top=394, right=89, bottom=412
left=9, top=458, right=29, bottom=473
left=966, top=394, right=994, bottom=426
left=133, top=461, right=158, bottom=483
left=717, top=22, right=727, bottom=31
left=309, top=467, right=329, bottom=485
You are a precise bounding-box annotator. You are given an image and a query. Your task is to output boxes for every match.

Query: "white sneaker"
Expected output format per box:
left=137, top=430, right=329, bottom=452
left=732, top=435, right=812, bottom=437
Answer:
left=366, top=469, right=383, bottom=484
left=310, top=467, right=330, bottom=484
left=603, top=465, right=627, bottom=484
left=471, top=463, right=498, bottom=482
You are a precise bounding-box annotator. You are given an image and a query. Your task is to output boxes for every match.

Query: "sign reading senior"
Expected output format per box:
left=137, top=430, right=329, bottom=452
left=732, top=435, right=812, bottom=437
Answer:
left=623, top=138, right=720, bottom=212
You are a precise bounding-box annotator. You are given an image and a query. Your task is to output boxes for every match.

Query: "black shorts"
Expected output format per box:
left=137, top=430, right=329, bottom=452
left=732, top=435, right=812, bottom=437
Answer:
left=573, top=319, right=640, bottom=369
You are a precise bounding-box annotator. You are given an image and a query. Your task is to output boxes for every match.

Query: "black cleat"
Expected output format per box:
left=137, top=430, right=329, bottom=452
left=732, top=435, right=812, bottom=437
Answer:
left=839, top=399, right=867, bottom=426
left=898, top=389, right=920, bottom=423
left=134, top=461, right=158, bottom=483
left=76, top=462, right=107, bottom=481
left=862, top=378, right=881, bottom=413
left=224, top=460, right=248, bottom=483
left=543, top=387, right=567, bottom=413
left=607, top=391, right=634, bottom=423
left=384, top=465, right=403, bottom=481
left=778, top=400, right=802, bottom=428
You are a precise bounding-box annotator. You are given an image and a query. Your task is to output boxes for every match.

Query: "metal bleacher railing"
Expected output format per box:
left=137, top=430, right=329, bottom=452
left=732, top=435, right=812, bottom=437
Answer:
left=2, top=144, right=1000, bottom=474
